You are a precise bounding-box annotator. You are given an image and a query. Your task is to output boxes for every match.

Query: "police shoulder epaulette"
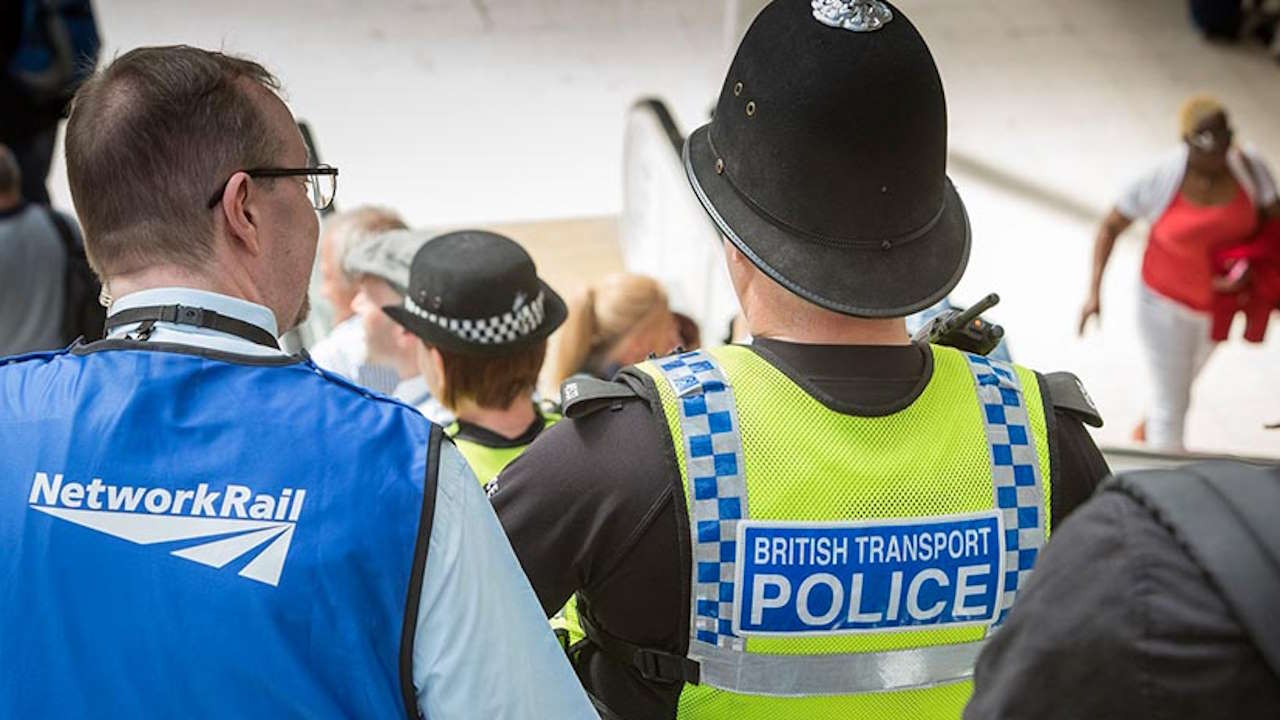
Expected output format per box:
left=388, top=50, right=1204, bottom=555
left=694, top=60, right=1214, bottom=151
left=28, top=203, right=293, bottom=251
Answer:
left=560, top=374, right=642, bottom=419
left=1044, top=371, right=1103, bottom=428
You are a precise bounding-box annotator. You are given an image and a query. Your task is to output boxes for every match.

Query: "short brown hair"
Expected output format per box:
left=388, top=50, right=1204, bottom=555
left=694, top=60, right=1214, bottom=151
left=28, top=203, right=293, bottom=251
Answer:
left=65, top=46, right=283, bottom=277
left=438, top=341, right=547, bottom=410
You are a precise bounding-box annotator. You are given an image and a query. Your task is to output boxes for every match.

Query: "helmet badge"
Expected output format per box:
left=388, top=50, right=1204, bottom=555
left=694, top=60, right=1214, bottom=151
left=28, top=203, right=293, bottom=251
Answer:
left=811, top=0, right=894, bottom=33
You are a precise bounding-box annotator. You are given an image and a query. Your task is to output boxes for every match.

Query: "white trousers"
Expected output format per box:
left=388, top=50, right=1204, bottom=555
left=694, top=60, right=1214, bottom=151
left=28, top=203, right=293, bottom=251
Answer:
left=1137, top=283, right=1217, bottom=451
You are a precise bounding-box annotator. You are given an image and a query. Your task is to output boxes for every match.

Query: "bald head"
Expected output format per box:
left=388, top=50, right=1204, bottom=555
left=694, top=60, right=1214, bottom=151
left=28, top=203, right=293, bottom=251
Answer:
left=65, top=45, right=286, bottom=278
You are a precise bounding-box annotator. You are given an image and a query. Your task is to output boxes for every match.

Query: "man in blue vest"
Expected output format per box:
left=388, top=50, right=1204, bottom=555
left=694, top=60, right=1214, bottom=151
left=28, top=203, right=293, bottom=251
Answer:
left=0, top=45, right=594, bottom=719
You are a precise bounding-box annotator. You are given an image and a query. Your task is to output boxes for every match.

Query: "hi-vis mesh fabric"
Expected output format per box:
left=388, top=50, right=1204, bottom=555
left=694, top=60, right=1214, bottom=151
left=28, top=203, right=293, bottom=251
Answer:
left=445, top=411, right=561, bottom=488
left=636, top=344, right=1052, bottom=720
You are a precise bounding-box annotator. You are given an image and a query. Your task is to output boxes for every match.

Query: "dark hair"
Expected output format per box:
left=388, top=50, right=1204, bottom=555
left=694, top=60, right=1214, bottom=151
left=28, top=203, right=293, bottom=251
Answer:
left=438, top=341, right=548, bottom=411
left=65, top=45, right=283, bottom=277
left=0, top=144, right=19, bottom=196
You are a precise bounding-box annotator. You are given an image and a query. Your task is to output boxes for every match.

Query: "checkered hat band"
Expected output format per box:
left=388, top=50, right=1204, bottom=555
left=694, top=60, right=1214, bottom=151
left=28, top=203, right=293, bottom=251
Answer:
left=403, top=291, right=547, bottom=344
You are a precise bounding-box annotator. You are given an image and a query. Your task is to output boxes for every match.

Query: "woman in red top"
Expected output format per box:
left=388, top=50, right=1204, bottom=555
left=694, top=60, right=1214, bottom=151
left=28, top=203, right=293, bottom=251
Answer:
left=1079, top=97, right=1279, bottom=451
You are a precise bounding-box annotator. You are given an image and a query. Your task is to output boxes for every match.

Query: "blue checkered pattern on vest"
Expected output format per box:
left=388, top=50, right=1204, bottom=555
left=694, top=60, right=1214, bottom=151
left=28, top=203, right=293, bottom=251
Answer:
left=654, top=348, right=1047, bottom=651
left=963, top=353, right=1046, bottom=627
left=656, top=350, right=748, bottom=651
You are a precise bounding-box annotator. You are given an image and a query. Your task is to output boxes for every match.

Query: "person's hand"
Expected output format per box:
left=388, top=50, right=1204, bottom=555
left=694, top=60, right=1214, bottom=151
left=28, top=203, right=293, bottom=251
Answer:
left=1077, top=294, right=1101, bottom=336
left=1211, top=260, right=1252, bottom=293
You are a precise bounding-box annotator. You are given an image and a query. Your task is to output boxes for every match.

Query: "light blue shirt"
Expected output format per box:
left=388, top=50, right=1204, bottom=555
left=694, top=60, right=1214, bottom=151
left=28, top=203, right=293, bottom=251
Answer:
left=393, top=374, right=456, bottom=427
left=105, top=287, right=595, bottom=719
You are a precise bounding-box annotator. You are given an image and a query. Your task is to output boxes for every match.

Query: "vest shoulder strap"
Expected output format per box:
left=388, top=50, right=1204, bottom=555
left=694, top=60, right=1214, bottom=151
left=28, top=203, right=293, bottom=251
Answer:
left=1043, top=371, right=1103, bottom=428
left=576, top=601, right=701, bottom=685
left=1105, top=462, right=1280, bottom=680
left=560, top=373, right=644, bottom=419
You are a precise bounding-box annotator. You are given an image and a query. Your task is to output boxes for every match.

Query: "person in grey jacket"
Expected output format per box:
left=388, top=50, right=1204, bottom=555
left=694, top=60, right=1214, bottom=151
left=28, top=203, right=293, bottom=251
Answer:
left=0, top=143, right=72, bottom=356
left=966, top=461, right=1280, bottom=719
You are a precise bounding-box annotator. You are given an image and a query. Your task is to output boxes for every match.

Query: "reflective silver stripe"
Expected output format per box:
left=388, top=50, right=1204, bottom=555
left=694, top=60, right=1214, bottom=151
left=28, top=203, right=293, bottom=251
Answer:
left=651, top=349, right=1024, bottom=697
left=698, top=639, right=985, bottom=697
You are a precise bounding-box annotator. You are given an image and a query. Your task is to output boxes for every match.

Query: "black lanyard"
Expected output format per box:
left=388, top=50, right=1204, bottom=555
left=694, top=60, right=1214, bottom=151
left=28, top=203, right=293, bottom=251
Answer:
left=103, top=305, right=280, bottom=350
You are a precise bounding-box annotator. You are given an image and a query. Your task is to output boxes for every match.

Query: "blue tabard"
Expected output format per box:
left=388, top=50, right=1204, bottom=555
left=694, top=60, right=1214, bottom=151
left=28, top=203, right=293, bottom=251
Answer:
left=0, top=342, right=438, bottom=719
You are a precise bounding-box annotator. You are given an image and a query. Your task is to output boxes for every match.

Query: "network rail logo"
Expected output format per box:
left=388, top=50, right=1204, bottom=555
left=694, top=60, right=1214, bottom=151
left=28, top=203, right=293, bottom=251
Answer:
left=27, top=472, right=305, bottom=587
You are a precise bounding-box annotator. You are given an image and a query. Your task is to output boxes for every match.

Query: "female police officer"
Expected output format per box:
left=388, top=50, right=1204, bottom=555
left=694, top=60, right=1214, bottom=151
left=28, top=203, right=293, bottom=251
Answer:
left=383, top=229, right=567, bottom=490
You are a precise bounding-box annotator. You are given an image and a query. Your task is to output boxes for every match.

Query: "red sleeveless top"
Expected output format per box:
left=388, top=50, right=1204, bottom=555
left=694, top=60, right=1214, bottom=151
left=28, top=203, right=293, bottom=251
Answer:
left=1143, top=185, right=1256, bottom=311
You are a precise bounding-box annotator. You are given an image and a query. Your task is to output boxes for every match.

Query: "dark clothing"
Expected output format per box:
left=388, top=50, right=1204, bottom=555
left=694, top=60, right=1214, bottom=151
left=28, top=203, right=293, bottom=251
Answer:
left=2, top=0, right=99, bottom=204
left=492, top=340, right=1111, bottom=719
left=965, top=477, right=1280, bottom=720
left=1, top=0, right=55, bottom=205
left=5, top=128, right=54, bottom=204
left=451, top=411, right=549, bottom=448
left=1189, top=0, right=1244, bottom=40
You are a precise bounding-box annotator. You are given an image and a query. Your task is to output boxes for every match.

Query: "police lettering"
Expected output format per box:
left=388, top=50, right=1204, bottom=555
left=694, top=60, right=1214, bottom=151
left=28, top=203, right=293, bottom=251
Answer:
left=736, top=515, right=1005, bottom=635
left=748, top=563, right=991, bottom=627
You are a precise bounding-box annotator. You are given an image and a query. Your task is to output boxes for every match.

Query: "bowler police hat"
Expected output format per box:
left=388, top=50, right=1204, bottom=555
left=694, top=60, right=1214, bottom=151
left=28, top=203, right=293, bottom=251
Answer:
left=686, top=0, right=970, bottom=317
left=384, top=230, right=567, bottom=356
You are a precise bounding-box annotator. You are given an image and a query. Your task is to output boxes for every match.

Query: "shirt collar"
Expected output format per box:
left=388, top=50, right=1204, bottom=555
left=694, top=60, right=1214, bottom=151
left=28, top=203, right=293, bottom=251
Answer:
left=104, top=287, right=284, bottom=357
left=109, top=287, right=280, bottom=338
left=393, top=374, right=432, bottom=406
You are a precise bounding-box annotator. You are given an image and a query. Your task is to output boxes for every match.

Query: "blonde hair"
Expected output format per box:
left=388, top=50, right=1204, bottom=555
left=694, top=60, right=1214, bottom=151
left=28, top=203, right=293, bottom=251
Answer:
left=1179, top=95, right=1226, bottom=138
left=546, top=273, right=669, bottom=387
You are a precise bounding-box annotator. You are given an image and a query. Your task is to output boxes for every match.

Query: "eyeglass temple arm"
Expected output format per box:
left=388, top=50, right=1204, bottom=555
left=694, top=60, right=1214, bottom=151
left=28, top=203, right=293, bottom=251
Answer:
left=298, top=120, right=336, bottom=217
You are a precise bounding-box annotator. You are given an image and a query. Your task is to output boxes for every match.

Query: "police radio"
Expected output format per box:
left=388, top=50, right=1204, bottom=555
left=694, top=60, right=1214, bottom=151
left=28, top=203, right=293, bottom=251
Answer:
left=912, top=293, right=1005, bottom=356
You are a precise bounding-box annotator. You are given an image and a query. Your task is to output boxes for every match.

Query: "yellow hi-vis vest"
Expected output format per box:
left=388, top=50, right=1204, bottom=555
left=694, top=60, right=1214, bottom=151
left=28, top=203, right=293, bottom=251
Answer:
left=626, top=344, right=1053, bottom=719
left=444, top=409, right=561, bottom=488
left=443, top=409, right=584, bottom=649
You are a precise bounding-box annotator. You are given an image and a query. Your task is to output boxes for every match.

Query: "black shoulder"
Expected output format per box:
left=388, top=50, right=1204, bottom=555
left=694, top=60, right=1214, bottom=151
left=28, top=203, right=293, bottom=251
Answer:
left=560, top=370, right=653, bottom=419
left=1042, top=371, right=1103, bottom=428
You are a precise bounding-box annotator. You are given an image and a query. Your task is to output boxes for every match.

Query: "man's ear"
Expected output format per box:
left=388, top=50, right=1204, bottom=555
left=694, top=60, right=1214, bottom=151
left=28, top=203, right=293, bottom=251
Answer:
left=217, top=172, right=265, bottom=257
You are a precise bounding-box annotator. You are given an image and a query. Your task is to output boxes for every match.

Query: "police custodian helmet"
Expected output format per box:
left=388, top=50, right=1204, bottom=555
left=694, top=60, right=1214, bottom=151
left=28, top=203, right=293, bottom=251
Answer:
left=685, top=0, right=971, bottom=318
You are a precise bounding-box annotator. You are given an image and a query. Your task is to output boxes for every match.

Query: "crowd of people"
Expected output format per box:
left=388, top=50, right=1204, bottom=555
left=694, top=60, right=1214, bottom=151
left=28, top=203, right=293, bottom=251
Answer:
left=1, top=0, right=1278, bottom=719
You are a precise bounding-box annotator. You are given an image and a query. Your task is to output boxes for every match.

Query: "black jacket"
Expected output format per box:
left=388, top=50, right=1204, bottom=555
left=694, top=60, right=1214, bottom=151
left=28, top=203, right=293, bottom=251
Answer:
left=493, top=340, right=1112, bottom=719
left=966, top=467, right=1280, bottom=720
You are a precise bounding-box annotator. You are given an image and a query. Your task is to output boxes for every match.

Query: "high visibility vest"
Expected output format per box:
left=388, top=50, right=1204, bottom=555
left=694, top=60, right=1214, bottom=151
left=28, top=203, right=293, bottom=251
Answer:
left=445, top=409, right=561, bottom=488
left=624, top=344, right=1053, bottom=719
left=0, top=345, right=438, bottom=719
left=443, top=409, right=581, bottom=648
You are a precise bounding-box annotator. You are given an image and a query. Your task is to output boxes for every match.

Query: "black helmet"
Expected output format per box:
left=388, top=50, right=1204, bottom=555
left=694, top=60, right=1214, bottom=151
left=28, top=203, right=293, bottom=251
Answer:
left=685, top=0, right=970, bottom=317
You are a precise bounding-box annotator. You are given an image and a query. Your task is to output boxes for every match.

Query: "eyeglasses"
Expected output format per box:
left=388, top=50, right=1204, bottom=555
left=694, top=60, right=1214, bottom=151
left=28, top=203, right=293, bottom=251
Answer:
left=1188, top=127, right=1233, bottom=153
left=206, top=165, right=338, bottom=211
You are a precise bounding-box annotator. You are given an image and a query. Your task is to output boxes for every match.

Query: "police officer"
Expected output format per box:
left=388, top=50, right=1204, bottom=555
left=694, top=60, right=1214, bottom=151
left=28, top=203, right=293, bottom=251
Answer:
left=0, top=46, right=593, bottom=719
left=384, top=229, right=566, bottom=489
left=490, top=2, right=1111, bottom=717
